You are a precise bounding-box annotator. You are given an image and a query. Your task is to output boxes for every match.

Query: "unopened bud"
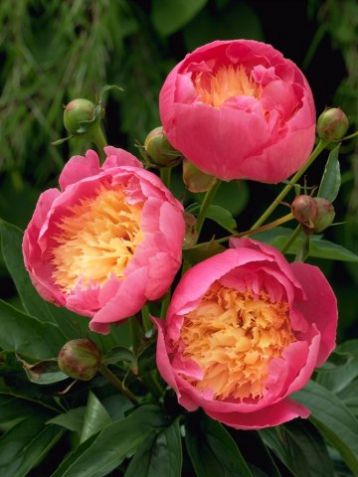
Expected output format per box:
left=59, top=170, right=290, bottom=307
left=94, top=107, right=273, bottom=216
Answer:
left=144, top=127, right=181, bottom=167
left=291, top=195, right=335, bottom=233
left=183, top=212, right=198, bottom=248
left=64, top=98, right=100, bottom=135
left=317, top=108, right=349, bottom=142
left=291, top=195, right=317, bottom=232
left=313, top=198, right=335, bottom=233
left=58, top=339, right=101, bottom=381
left=183, top=160, right=216, bottom=193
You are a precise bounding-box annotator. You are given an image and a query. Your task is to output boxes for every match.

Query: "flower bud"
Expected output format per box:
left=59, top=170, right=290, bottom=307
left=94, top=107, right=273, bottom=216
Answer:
left=317, top=108, right=349, bottom=142
left=291, top=195, right=317, bottom=232
left=183, top=160, right=216, bottom=193
left=313, top=198, right=335, bottom=233
left=63, top=98, right=99, bottom=135
left=58, top=339, right=101, bottom=381
left=291, top=195, right=335, bottom=233
left=183, top=212, right=198, bottom=248
left=144, top=127, right=181, bottom=167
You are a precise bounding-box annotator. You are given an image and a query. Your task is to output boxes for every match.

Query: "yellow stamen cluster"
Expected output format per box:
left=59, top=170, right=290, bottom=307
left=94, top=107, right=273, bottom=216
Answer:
left=52, top=185, right=143, bottom=292
left=180, top=282, right=295, bottom=400
left=194, top=65, right=262, bottom=107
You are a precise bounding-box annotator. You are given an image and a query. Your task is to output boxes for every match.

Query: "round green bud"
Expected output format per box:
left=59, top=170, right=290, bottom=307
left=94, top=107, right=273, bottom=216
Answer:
left=63, top=98, right=98, bottom=135
left=144, top=127, right=181, bottom=167
left=313, top=198, right=335, bottom=233
left=183, top=159, right=216, bottom=193
left=291, top=195, right=317, bottom=232
left=58, top=339, right=101, bottom=381
left=317, top=108, right=349, bottom=142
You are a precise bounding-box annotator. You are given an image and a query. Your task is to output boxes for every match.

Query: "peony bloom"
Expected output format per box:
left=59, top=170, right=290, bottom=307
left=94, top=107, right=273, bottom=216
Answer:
left=155, top=239, right=337, bottom=429
left=159, top=40, right=316, bottom=183
left=23, top=147, right=185, bottom=333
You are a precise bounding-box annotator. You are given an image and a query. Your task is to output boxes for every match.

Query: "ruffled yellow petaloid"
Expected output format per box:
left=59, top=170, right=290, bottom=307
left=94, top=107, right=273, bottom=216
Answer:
left=194, top=65, right=262, bottom=107
left=180, top=282, right=295, bottom=400
left=52, top=184, right=143, bottom=292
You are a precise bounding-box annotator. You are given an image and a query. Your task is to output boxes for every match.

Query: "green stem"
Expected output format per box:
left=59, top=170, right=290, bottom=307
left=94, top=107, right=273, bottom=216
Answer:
left=342, top=130, right=358, bottom=141
left=294, top=234, right=310, bottom=262
left=160, top=167, right=172, bottom=188
left=281, top=224, right=302, bottom=254
left=196, top=180, right=221, bottom=239
left=189, top=212, right=294, bottom=249
left=130, top=314, right=143, bottom=354
left=303, top=24, right=327, bottom=70
left=251, top=140, right=327, bottom=230
left=99, top=364, right=138, bottom=404
left=160, top=290, right=171, bottom=319
left=90, top=124, right=107, bottom=160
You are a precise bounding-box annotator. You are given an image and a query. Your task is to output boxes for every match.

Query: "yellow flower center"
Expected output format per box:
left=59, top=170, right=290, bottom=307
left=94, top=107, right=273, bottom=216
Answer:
left=180, top=282, right=295, bottom=400
left=52, top=184, right=143, bottom=292
left=194, top=65, right=262, bottom=107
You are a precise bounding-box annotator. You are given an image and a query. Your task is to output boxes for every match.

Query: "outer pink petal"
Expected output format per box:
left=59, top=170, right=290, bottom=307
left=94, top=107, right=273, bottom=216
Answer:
left=166, top=247, right=275, bottom=340
left=23, top=188, right=63, bottom=305
left=206, top=398, right=309, bottom=430
left=59, top=150, right=100, bottom=190
left=167, top=102, right=269, bottom=180
left=89, top=267, right=148, bottom=330
left=154, top=317, right=199, bottom=411
left=290, top=262, right=338, bottom=366
left=103, top=146, right=143, bottom=169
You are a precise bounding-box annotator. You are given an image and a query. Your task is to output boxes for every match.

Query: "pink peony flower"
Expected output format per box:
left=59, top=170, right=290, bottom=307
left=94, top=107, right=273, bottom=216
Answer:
left=159, top=40, right=316, bottom=183
left=154, top=239, right=337, bottom=429
left=23, top=147, right=185, bottom=334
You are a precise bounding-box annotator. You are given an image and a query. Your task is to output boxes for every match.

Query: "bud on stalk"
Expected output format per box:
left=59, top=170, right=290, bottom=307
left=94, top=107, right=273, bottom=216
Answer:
left=317, top=108, right=349, bottom=142
left=64, top=99, right=100, bottom=135
left=144, top=127, right=181, bottom=167
left=291, top=195, right=335, bottom=233
left=58, top=339, right=101, bottom=381
left=183, top=160, right=216, bottom=193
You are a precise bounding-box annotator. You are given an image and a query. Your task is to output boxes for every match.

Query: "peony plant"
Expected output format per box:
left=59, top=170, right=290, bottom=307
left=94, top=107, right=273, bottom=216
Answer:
left=1, top=38, right=357, bottom=477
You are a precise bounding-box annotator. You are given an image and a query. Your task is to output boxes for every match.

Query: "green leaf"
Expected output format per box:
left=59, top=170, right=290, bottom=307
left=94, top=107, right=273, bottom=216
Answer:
left=0, top=299, right=66, bottom=360
left=206, top=205, right=236, bottom=232
left=79, top=392, right=111, bottom=444
left=183, top=240, right=226, bottom=265
left=53, top=405, right=166, bottom=477
left=0, top=220, right=54, bottom=321
left=339, top=380, right=358, bottom=416
left=138, top=341, right=157, bottom=375
left=261, top=421, right=334, bottom=477
left=0, top=414, right=63, bottom=477
left=47, top=407, right=86, bottom=434
left=316, top=340, right=358, bottom=393
left=151, top=0, right=208, bottom=36
left=102, top=346, right=135, bottom=365
left=0, top=395, right=34, bottom=423
left=318, top=144, right=341, bottom=202
left=125, top=419, right=182, bottom=477
left=294, top=380, right=358, bottom=475
left=185, top=413, right=253, bottom=477
left=255, top=226, right=358, bottom=262
left=17, top=357, right=68, bottom=385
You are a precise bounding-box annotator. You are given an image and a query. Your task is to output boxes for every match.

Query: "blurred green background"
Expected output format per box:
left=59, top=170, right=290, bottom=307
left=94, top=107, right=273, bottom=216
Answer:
left=0, top=0, right=357, bottom=339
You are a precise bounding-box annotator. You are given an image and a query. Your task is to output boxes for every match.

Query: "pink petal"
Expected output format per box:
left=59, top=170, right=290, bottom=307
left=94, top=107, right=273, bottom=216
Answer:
left=103, top=146, right=143, bottom=169
left=290, top=262, right=338, bottom=366
left=59, top=150, right=100, bottom=190
left=206, top=398, right=309, bottom=430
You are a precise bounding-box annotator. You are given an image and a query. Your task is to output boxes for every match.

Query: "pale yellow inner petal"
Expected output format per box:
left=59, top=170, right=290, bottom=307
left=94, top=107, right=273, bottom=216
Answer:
left=194, top=65, right=262, bottom=107
left=52, top=185, right=143, bottom=292
left=180, top=282, right=295, bottom=400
